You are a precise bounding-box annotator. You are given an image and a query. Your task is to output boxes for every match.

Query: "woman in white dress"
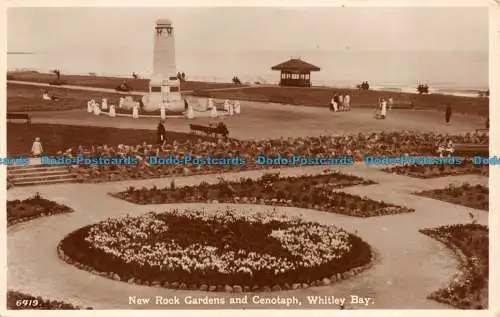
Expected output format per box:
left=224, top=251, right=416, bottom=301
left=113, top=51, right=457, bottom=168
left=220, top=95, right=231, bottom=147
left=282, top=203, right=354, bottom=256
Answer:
left=93, top=102, right=101, bottom=116
left=132, top=105, right=139, bottom=119
left=102, top=98, right=108, bottom=110
left=380, top=99, right=387, bottom=119
left=234, top=100, right=241, bottom=114
left=344, top=94, right=351, bottom=111
left=210, top=106, right=218, bottom=118
left=42, top=91, right=51, bottom=100
left=186, top=104, right=194, bottom=119
left=87, top=100, right=93, bottom=113
left=108, top=104, right=116, bottom=117
left=160, top=104, right=166, bottom=120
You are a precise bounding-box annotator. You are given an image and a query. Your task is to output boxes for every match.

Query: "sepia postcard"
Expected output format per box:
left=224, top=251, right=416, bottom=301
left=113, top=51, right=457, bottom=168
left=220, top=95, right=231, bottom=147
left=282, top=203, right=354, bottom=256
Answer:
left=1, top=1, right=496, bottom=315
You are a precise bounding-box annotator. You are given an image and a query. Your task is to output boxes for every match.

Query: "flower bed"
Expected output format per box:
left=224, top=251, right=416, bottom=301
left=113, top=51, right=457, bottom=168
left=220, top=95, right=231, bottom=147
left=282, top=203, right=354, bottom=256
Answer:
left=7, top=193, right=75, bottom=226
left=414, top=183, right=488, bottom=211
left=383, top=161, right=488, bottom=179
left=112, top=172, right=413, bottom=217
left=420, top=224, right=488, bottom=309
left=8, top=124, right=489, bottom=184
left=59, top=208, right=373, bottom=292
left=7, top=290, right=92, bottom=310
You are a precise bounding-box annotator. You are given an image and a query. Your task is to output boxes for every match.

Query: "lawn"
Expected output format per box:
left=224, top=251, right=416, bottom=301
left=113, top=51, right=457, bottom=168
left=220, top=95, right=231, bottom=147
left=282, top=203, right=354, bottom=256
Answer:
left=7, top=71, right=243, bottom=92
left=7, top=83, right=131, bottom=112
left=8, top=71, right=488, bottom=116
left=7, top=123, right=211, bottom=156
left=192, top=86, right=489, bottom=116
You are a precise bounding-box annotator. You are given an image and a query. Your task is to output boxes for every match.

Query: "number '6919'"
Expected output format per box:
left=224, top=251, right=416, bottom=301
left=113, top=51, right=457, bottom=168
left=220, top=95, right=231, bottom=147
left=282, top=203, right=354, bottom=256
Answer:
left=16, top=299, right=39, bottom=307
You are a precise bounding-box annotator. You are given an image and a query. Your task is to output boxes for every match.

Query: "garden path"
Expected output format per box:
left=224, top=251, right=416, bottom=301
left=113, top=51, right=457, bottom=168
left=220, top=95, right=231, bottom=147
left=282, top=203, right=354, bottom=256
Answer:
left=7, top=164, right=488, bottom=309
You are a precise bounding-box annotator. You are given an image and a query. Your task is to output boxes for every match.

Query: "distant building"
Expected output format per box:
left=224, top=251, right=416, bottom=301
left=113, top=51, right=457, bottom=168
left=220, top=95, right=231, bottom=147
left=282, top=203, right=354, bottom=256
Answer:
left=271, top=58, right=320, bottom=87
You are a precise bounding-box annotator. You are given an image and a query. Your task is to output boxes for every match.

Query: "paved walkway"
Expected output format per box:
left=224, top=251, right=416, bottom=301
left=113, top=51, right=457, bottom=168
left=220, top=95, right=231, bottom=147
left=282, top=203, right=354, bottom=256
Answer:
left=7, top=164, right=488, bottom=309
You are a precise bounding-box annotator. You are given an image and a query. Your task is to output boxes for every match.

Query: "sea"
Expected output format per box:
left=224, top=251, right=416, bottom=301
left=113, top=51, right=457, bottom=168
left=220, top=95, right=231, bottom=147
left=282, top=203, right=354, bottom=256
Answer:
left=7, top=49, right=488, bottom=97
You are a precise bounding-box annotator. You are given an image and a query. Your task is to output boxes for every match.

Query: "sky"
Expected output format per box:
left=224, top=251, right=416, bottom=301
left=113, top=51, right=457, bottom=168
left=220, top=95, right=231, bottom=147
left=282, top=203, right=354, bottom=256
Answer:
left=7, top=7, right=488, bottom=54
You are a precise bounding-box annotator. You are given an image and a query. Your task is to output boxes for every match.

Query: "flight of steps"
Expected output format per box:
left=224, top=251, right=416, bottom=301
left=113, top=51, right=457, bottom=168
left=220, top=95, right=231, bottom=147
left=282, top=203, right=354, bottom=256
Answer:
left=8, top=165, right=80, bottom=187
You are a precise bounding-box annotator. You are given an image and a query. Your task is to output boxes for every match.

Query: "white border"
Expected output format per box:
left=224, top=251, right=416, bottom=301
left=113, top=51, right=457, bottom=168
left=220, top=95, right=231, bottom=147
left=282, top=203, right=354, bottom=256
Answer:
left=1, top=1, right=497, bottom=317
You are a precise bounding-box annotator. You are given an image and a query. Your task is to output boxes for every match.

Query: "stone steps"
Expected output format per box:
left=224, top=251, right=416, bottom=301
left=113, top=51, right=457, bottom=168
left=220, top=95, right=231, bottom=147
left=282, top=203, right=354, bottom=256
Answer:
left=8, top=164, right=79, bottom=187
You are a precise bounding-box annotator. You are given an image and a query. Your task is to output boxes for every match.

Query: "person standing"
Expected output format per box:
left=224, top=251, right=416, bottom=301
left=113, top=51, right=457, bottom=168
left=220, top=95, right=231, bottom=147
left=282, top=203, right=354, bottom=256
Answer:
left=132, top=104, right=139, bottom=119
left=160, top=104, right=166, bottom=120
left=333, top=94, right=340, bottom=112
left=380, top=98, right=387, bottom=119
left=184, top=99, right=189, bottom=112
left=344, top=94, right=351, bottom=111
left=338, top=94, right=344, bottom=111
left=157, top=120, right=167, bottom=144
left=108, top=104, right=116, bottom=117
left=31, top=137, right=43, bottom=157
left=445, top=104, right=452, bottom=123
left=329, top=97, right=335, bottom=112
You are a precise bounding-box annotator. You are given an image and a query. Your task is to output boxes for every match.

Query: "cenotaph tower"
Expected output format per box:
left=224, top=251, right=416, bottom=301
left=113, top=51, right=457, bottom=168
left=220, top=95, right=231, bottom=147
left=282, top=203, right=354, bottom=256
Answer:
left=142, top=18, right=183, bottom=111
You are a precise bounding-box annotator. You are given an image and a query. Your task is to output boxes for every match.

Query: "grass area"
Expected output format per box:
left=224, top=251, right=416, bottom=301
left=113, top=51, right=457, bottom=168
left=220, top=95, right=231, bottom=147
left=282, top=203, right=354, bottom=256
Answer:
left=7, top=193, right=74, bottom=226
left=192, top=86, right=488, bottom=116
left=7, top=71, right=243, bottom=92
left=8, top=71, right=487, bottom=116
left=7, top=290, right=92, bottom=310
left=420, top=224, right=488, bottom=309
left=414, top=183, right=488, bottom=211
left=7, top=83, right=130, bottom=112
left=7, top=123, right=211, bottom=156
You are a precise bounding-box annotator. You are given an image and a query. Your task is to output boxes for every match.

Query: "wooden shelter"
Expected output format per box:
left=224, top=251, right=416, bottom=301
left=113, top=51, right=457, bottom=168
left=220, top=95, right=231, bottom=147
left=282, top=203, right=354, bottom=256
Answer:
left=271, top=58, right=320, bottom=87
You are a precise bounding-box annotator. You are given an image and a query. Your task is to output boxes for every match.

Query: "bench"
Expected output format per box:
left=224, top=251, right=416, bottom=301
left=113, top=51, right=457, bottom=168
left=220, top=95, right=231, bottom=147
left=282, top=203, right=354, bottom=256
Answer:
left=7, top=112, right=31, bottom=125
left=189, top=123, right=229, bottom=138
left=453, top=143, right=489, bottom=156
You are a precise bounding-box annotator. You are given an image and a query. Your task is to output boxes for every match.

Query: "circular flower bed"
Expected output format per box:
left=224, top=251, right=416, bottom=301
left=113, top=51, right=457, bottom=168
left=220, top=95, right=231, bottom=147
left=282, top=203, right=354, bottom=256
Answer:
left=59, top=208, right=373, bottom=291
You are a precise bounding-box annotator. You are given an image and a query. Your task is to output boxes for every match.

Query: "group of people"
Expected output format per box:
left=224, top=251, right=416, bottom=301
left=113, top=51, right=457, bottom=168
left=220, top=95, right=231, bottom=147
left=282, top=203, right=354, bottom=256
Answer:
left=437, top=139, right=455, bottom=157
left=206, top=98, right=242, bottom=117
left=329, top=93, right=351, bottom=112
left=87, top=98, right=117, bottom=117
left=85, top=96, right=242, bottom=120
left=41, top=90, right=59, bottom=101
